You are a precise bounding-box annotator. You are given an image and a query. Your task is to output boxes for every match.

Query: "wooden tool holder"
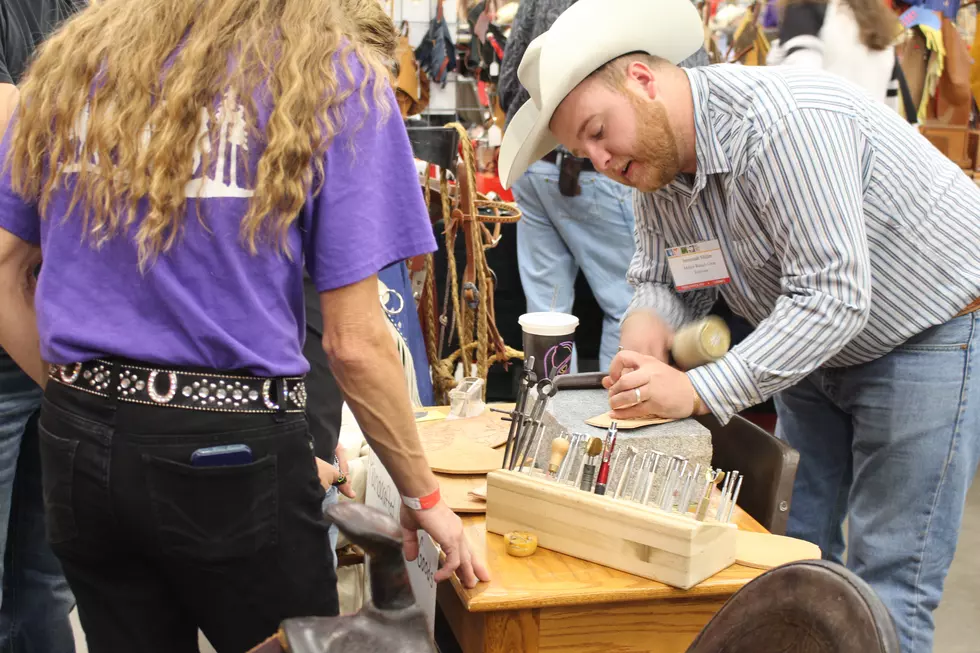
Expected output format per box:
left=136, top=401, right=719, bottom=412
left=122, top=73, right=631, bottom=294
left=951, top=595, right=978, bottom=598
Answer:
left=485, top=469, right=737, bottom=590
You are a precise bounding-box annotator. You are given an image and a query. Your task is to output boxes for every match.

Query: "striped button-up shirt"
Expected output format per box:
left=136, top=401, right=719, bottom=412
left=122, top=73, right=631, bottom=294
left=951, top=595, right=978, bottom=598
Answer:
left=629, top=64, right=980, bottom=424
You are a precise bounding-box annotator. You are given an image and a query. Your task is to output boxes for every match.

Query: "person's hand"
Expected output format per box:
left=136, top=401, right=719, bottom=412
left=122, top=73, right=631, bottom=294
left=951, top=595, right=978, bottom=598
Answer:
left=334, top=444, right=356, bottom=499
left=602, top=350, right=703, bottom=420
left=315, top=457, right=342, bottom=489
left=619, top=310, right=673, bottom=363
left=400, top=500, right=491, bottom=589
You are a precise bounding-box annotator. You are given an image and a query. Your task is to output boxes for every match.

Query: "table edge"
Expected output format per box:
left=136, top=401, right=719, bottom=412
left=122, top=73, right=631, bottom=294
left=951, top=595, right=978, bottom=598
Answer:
left=448, top=564, right=763, bottom=613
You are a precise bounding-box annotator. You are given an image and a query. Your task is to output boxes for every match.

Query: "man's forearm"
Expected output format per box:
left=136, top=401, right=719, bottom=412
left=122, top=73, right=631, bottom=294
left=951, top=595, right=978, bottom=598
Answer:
left=325, top=329, right=438, bottom=499
left=625, top=281, right=717, bottom=330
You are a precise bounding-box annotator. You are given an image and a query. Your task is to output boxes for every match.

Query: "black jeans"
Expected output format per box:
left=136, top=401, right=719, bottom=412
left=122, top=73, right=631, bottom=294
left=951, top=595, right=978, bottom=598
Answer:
left=38, top=375, right=338, bottom=653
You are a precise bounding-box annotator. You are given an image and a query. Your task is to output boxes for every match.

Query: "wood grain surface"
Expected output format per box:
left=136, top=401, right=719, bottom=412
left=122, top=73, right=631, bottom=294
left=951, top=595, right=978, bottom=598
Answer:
left=426, top=404, right=820, bottom=653
left=536, top=598, right=728, bottom=653
left=416, top=405, right=774, bottom=612
left=450, top=508, right=767, bottom=613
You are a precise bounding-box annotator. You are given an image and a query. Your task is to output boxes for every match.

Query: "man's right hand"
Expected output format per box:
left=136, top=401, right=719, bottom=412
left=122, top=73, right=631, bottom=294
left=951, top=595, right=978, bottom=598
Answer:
left=618, top=310, right=673, bottom=362
left=400, top=501, right=491, bottom=589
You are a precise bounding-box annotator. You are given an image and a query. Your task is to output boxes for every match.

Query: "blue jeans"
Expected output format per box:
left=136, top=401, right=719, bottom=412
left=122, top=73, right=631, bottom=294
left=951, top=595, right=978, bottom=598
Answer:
left=775, top=312, right=980, bottom=653
left=0, top=353, right=74, bottom=653
left=322, top=486, right=339, bottom=570
left=512, top=161, right=637, bottom=371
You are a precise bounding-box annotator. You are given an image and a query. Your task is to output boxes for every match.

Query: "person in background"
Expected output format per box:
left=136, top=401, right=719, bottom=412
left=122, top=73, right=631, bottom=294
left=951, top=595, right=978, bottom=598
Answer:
left=499, top=0, right=639, bottom=373
left=498, top=0, right=980, bottom=650
left=0, top=1, right=488, bottom=651
left=0, top=1, right=81, bottom=651
left=767, top=0, right=901, bottom=109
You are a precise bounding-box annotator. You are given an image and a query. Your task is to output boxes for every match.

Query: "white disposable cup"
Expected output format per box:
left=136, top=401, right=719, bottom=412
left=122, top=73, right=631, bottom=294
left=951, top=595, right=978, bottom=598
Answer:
left=519, top=312, right=580, bottom=380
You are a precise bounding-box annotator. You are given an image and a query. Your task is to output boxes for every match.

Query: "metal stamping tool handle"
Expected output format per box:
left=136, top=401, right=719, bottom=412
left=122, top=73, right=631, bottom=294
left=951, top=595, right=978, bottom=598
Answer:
left=715, top=469, right=733, bottom=520
left=658, top=459, right=680, bottom=510
left=666, top=459, right=688, bottom=512
left=718, top=470, right=739, bottom=519
left=679, top=463, right=701, bottom=513
left=613, top=447, right=637, bottom=500
left=642, top=452, right=664, bottom=505
left=630, top=453, right=651, bottom=501
left=574, top=454, right=587, bottom=488
left=555, top=434, right=578, bottom=482
left=725, top=476, right=744, bottom=523
left=580, top=464, right=596, bottom=492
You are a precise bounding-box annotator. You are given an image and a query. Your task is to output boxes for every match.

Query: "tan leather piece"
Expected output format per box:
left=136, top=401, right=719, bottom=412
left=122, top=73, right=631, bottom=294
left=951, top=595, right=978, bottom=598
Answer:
left=898, top=29, right=930, bottom=115
left=394, top=23, right=429, bottom=118
left=939, top=16, right=972, bottom=107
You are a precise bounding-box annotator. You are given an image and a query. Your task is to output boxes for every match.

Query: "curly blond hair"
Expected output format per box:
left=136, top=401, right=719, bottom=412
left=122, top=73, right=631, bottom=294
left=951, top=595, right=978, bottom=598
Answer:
left=7, top=0, right=392, bottom=268
left=341, top=0, right=399, bottom=64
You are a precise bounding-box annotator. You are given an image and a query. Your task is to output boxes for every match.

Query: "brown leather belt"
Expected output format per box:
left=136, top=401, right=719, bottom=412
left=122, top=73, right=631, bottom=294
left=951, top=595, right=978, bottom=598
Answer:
left=542, top=150, right=596, bottom=172
left=956, top=297, right=980, bottom=318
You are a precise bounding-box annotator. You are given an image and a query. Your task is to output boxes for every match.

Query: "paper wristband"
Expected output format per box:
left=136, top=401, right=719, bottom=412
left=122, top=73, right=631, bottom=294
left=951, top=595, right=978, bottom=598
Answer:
left=402, top=487, right=441, bottom=510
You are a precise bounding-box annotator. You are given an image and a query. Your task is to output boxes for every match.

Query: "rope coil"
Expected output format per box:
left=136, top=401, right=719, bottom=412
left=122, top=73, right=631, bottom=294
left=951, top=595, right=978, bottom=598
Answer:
left=417, top=124, right=523, bottom=403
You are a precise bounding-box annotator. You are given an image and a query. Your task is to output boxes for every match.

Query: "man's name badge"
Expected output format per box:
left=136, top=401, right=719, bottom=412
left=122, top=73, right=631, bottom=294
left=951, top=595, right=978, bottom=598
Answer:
left=665, top=239, right=731, bottom=292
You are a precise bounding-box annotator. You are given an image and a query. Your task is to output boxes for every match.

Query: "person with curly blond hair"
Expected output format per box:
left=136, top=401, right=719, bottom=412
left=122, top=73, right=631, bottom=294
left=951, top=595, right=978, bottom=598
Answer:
left=0, top=0, right=489, bottom=650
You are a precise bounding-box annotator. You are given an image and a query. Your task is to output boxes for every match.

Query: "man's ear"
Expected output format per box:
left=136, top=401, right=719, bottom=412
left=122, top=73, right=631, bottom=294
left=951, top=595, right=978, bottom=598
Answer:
left=625, top=61, right=659, bottom=101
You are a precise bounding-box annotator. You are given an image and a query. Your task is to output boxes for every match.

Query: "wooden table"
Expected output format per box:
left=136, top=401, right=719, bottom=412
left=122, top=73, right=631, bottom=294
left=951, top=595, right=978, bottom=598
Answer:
left=422, top=408, right=779, bottom=653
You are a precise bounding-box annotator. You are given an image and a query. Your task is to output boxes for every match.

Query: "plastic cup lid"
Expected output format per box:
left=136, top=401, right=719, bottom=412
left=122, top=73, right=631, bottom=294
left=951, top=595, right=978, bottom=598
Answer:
left=518, top=312, right=580, bottom=336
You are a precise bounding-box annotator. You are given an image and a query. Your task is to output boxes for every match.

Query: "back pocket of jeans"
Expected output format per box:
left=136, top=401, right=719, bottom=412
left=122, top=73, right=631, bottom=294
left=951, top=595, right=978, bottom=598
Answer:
left=144, top=454, right=278, bottom=562
left=38, top=426, right=79, bottom=544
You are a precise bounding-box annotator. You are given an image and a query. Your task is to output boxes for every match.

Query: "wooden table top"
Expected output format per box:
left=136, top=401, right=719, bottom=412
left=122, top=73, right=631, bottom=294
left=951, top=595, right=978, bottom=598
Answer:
left=420, top=405, right=773, bottom=614
left=449, top=507, right=767, bottom=613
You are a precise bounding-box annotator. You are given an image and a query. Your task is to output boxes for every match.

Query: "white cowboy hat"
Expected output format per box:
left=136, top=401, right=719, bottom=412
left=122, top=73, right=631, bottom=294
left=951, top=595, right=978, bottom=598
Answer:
left=498, top=0, right=704, bottom=189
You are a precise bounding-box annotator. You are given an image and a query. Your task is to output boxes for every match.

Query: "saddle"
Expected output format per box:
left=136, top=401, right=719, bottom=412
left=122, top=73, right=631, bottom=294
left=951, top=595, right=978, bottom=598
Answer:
left=686, top=560, right=900, bottom=653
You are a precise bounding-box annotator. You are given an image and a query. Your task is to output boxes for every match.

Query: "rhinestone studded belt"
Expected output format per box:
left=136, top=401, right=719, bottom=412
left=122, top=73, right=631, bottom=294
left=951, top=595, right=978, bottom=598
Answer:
left=48, top=360, right=307, bottom=414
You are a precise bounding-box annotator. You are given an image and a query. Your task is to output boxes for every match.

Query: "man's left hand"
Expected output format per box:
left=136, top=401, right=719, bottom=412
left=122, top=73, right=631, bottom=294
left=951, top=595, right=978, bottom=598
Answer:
left=603, top=349, right=703, bottom=420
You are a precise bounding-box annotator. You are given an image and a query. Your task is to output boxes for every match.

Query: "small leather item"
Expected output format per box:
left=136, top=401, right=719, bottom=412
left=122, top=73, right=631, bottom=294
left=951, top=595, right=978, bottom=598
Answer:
left=939, top=16, right=971, bottom=108
left=956, top=297, right=980, bottom=317
left=898, top=28, right=930, bottom=117
left=558, top=153, right=584, bottom=197
left=542, top=149, right=596, bottom=172
left=395, top=22, right=429, bottom=119
left=685, top=560, right=900, bottom=653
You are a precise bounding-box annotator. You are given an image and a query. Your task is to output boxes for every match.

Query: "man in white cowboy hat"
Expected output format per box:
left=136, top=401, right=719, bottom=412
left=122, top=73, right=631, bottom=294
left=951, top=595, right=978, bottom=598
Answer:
left=498, top=0, right=980, bottom=651
left=499, top=0, right=708, bottom=375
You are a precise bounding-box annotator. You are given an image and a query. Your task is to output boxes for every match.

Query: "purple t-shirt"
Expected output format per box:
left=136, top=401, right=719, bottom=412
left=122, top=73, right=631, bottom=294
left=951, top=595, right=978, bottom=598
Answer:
left=0, top=58, right=436, bottom=377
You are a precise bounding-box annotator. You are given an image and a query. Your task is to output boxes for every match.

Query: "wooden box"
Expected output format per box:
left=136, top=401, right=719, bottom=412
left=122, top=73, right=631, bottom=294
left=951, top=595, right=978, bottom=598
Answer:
left=485, top=469, right=737, bottom=590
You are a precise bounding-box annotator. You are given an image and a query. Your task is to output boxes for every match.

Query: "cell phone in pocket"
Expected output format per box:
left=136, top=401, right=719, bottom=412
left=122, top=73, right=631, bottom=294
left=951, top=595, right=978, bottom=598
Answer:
left=190, top=444, right=253, bottom=467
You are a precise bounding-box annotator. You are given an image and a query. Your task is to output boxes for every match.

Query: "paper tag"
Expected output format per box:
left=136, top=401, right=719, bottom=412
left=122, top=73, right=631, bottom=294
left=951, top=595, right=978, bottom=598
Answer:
left=665, top=239, right=731, bottom=292
left=489, top=61, right=500, bottom=76
left=365, top=452, right=438, bottom=634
